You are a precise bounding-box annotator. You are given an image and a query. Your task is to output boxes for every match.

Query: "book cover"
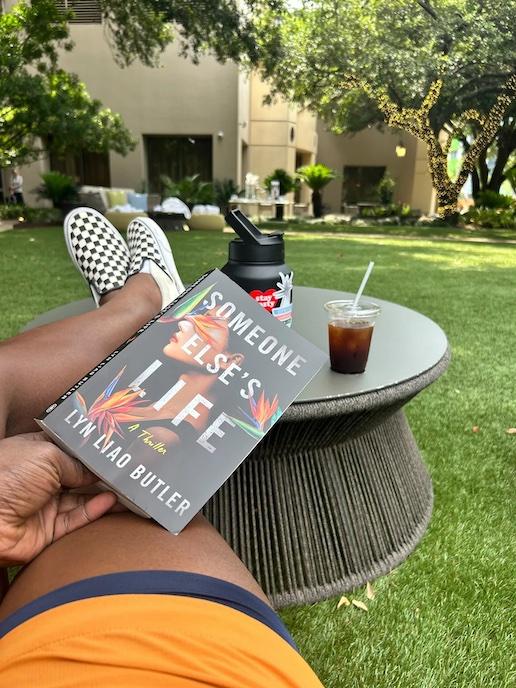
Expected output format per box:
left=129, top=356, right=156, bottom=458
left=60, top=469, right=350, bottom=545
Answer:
left=38, top=269, right=327, bottom=534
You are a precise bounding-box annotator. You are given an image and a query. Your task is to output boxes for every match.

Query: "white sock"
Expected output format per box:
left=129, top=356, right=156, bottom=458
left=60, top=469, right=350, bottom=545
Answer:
left=145, top=260, right=180, bottom=309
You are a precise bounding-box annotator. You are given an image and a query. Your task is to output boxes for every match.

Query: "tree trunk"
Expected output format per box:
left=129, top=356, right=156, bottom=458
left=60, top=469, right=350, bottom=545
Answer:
left=434, top=184, right=460, bottom=224
left=471, top=167, right=480, bottom=198
left=470, top=118, right=516, bottom=195
left=312, top=189, right=323, bottom=218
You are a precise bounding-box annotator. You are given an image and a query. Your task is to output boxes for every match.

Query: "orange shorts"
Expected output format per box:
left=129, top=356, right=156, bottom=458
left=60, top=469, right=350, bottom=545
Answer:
left=0, top=571, right=323, bottom=687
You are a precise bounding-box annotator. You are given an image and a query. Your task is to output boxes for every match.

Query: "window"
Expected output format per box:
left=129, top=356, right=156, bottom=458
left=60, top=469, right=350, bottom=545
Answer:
left=145, top=135, right=213, bottom=193
left=342, top=166, right=385, bottom=204
left=49, top=150, right=111, bottom=187
left=55, top=1, right=102, bottom=24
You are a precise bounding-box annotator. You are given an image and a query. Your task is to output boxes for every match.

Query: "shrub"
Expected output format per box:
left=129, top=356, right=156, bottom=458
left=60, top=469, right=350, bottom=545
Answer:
left=23, top=207, right=62, bottom=224
left=360, top=203, right=411, bottom=218
left=376, top=172, right=396, bottom=205
left=213, top=179, right=240, bottom=214
left=464, top=207, right=516, bottom=229
left=0, top=204, right=25, bottom=220
left=263, top=169, right=297, bottom=196
left=0, top=205, right=62, bottom=224
left=475, top=190, right=514, bottom=209
left=160, top=174, right=214, bottom=208
left=38, top=171, right=77, bottom=207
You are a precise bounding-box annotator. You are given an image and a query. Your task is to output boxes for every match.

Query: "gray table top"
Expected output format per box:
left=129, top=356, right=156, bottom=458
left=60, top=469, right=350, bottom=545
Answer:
left=293, top=287, right=447, bottom=403
left=24, top=286, right=448, bottom=405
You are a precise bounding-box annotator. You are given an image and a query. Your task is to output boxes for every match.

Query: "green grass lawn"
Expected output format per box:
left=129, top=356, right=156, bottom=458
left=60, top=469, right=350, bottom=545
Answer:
left=259, top=219, right=516, bottom=243
left=1, top=227, right=514, bottom=687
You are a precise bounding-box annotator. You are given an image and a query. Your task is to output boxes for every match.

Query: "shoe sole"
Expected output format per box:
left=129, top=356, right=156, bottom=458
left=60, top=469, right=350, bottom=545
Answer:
left=128, top=216, right=185, bottom=295
left=63, top=207, right=129, bottom=306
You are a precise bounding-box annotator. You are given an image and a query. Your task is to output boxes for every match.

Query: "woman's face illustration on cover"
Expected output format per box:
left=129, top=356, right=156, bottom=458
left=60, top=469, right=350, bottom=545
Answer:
left=163, top=309, right=243, bottom=370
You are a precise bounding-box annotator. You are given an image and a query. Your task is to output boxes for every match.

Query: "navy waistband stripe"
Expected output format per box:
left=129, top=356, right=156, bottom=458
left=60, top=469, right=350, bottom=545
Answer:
left=0, top=570, right=297, bottom=651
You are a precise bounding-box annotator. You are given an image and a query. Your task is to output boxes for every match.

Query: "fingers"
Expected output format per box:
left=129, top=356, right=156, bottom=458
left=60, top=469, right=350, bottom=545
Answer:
left=12, top=432, right=98, bottom=488
left=58, top=492, right=127, bottom=515
left=8, top=431, right=49, bottom=443
left=46, top=445, right=98, bottom=489
left=53, top=492, right=118, bottom=542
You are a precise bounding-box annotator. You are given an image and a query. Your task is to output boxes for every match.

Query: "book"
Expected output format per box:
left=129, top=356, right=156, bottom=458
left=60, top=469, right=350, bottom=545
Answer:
left=38, top=269, right=327, bottom=534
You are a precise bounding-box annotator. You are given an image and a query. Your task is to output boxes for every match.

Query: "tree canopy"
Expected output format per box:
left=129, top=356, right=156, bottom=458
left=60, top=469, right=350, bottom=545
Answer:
left=1, top=0, right=284, bottom=167
left=0, top=0, right=134, bottom=167
left=98, top=0, right=284, bottom=68
left=259, top=0, right=516, bottom=213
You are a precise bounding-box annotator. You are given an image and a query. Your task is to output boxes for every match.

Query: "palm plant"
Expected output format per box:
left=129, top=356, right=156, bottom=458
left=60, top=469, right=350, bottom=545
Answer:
left=160, top=174, right=214, bottom=209
left=213, top=178, right=240, bottom=214
left=296, top=164, right=337, bottom=218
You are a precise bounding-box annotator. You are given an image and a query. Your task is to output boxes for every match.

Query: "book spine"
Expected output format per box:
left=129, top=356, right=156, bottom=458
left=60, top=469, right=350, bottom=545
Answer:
left=39, top=270, right=214, bottom=418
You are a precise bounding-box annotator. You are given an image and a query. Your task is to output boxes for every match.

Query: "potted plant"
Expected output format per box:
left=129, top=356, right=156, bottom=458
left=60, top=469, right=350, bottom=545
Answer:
left=376, top=172, right=396, bottom=206
left=213, top=178, right=240, bottom=215
left=160, top=174, right=214, bottom=209
left=38, top=171, right=78, bottom=216
left=296, top=164, right=337, bottom=218
left=264, top=169, right=296, bottom=220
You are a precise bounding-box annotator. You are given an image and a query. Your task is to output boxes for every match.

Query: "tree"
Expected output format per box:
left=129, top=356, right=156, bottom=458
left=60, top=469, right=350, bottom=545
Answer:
left=259, top=0, right=516, bottom=217
left=1, top=0, right=284, bottom=167
left=0, top=0, right=134, bottom=167
left=97, top=0, right=285, bottom=68
left=296, top=164, right=336, bottom=218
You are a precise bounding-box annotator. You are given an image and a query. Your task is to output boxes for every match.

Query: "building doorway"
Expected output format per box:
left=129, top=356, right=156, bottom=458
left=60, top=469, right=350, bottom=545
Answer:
left=144, top=135, right=213, bottom=193
left=342, top=165, right=385, bottom=204
left=49, top=151, right=111, bottom=187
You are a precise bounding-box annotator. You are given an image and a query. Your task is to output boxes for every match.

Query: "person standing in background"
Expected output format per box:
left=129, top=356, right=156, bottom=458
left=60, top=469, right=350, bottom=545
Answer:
left=9, top=169, right=24, bottom=205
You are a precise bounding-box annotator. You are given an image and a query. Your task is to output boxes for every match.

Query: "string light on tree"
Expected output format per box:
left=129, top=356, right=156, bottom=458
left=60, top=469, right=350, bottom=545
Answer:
left=341, top=74, right=516, bottom=218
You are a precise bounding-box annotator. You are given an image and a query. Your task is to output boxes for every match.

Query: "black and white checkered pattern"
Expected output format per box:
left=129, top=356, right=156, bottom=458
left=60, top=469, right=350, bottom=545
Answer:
left=127, top=218, right=169, bottom=276
left=64, top=208, right=130, bottom=306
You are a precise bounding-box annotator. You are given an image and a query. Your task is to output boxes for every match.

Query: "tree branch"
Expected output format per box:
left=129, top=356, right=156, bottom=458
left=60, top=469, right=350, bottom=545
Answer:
left=416, top=0, right=439, bottom=21
left=455, top=74, right=516, bottom=190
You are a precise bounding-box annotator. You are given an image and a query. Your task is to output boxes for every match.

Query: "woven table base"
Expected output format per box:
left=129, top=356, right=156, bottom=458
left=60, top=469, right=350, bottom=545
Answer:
left=204, top=409, right=433, bottom=608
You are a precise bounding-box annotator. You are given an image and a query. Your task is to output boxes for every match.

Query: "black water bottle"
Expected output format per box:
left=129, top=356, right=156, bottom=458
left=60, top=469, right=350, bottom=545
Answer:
left=221, top=210, right=294, bottom=327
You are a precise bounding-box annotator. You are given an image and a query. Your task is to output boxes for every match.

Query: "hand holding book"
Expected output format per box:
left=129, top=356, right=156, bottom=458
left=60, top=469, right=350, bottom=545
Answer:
left=0, top=433, right=117, bottom=567
left=38, top=270, right=327, bottom=534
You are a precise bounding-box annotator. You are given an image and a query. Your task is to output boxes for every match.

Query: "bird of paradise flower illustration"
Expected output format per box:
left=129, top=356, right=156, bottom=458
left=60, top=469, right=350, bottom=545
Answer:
left=159, top=283, right=227, bottom=347
left=229, top=391, right=282, bottom=439
left=74, top=366, right=149, bottom=449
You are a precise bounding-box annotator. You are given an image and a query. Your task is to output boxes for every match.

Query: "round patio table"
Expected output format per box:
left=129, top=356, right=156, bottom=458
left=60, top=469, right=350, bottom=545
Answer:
left=24, top=287, right=450, bottom=608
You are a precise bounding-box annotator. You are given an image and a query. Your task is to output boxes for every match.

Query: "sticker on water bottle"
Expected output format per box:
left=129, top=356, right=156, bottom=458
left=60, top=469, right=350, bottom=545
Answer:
left=273, top=271, right=294, bottom=327
left=272, top=303, right=293, bottom=327
left=249, top=272, right=294, bottom=327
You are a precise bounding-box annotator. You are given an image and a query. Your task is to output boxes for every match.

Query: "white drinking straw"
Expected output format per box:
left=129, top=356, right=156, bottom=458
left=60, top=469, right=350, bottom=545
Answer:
left=352, top=261, right=375, bottom=311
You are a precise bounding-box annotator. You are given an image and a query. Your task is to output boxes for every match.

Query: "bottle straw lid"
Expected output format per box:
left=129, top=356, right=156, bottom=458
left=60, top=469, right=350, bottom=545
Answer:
left=225, top=210, right=285, bottom=263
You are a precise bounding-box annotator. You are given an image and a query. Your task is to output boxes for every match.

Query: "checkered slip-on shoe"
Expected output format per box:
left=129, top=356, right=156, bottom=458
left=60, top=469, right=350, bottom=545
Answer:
left=127, top=216, right=185, bottom=308
left=64, top=207, right=130, bottom=307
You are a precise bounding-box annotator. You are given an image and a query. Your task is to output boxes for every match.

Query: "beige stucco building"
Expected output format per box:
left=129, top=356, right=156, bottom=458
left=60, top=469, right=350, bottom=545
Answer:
left=6, top=3, right=434, bottom=214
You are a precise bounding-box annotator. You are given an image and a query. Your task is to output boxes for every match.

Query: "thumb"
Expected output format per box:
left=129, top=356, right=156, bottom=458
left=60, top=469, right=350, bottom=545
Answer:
left=53, top=492, right=118, bottom=542
left=44, top=443, right=98, bottom=489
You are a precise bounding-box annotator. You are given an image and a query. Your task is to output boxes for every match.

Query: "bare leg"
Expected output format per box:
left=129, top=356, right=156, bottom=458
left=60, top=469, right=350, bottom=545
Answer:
left=0, top=277, right=272, bottom=617
left=0, top=512, right=270, bottom=619
left=0, top=275, right=161, bottom=438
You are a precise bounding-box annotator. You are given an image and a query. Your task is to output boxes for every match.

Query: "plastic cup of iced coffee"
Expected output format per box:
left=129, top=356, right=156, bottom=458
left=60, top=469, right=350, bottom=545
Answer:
left=323, top=300, right=381, bottom=374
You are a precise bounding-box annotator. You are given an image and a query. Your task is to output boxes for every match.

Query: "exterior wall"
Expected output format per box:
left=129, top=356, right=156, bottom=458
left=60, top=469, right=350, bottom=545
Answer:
left=317, top=124, right=435, bottom=214
left=237, top=71, right=250, bottom=185
left=246, top=73, right=317, bottom=203
left=8, top=2, right=433, bottom=215
left=20, top=24, right=240, bottom=205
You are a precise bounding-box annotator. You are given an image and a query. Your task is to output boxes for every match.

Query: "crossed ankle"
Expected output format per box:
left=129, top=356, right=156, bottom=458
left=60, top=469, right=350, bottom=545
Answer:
left=102, top=274, right=162, bottom=315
